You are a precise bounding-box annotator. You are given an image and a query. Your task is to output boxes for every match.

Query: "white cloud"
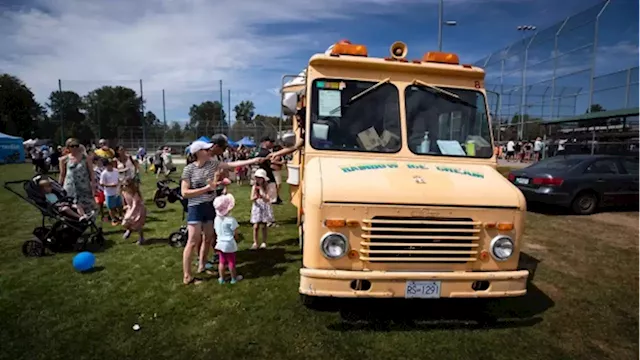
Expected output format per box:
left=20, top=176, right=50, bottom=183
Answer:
left=0, top=0, right=541, bottom=120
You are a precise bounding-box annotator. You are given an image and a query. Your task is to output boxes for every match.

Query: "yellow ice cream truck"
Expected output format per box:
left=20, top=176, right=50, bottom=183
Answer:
left=281, top=40, right=529, bottom=307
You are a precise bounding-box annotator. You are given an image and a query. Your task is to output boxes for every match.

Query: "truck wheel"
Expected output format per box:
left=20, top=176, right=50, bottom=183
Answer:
left=298, top=223, right=304, bottom=251
left=300, top=294, right=333, bottom=311
left=571, top=191, right=598, bottom=215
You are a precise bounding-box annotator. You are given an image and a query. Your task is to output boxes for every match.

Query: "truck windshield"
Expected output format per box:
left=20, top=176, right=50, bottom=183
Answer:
left=310, top=79, right=401, bottom=153
left=405, top=85, right=493, bottom=158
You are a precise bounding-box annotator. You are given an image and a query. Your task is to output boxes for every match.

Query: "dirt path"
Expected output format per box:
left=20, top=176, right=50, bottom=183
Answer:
left=588, top=212, right=639, bottom=232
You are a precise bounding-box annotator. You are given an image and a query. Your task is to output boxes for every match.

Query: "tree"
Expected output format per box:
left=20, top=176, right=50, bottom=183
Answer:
left=144, top=111, right=166, bottom=143
left=0, top=74, right=42, bottom=139
left=144, top=111, right=159, bottom=127
left=46, top=90, right=94, bottom=142
left=84, top=86, right=143, bottom=140
left=188, top=101, right=227, bottom=136
left=165, top=122, right=183, bottom=142
left=233, top=100, right=255, bottom=124
left=586, top=104, right=605, bottom=114
left=229, top=114, right=282, bottom=141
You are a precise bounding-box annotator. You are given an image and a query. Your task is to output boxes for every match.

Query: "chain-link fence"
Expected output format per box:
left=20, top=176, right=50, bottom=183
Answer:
left=53, top=79, right=145, bottom=146
left=43, top=78, right=292, bottom=151
left=116, top=120, right=292, bottom=152
left=475, top=0, right=639, bottom=143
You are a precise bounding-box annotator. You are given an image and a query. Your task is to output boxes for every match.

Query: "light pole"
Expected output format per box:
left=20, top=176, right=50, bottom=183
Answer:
left=516, top=25, right=536, bottom=140
left=437, top=0, right=457, bottom=51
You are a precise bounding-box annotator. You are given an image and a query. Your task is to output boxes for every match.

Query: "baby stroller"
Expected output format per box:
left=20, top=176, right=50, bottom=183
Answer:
left=4, top=175, right=105, bottom=257
left=167, top=186, right=227, bottom=248
left=167, top=191, right=189, bottom=248
left=153, top=179, right=181, bottom=208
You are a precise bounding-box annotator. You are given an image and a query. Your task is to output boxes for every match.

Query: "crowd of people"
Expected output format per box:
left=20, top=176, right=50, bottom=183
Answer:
left=27, top=145, right=62, bottom=173
left=39, top=134, right=295, bottom=286
left=54, top=138, right=148, bottom=243
left=496, top=137, right=546, bottom=163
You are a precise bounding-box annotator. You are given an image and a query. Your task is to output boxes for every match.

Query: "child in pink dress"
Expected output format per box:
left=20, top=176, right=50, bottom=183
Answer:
left=121, top=178, right=147, bottom=245
left=250, top=169, right=274, bottom=249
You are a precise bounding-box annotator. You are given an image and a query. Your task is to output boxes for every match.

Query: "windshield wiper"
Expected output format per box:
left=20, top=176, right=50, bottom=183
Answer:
left=327, top=78, right=391, bottom=116
left=411, top=79, right=477, bottom=109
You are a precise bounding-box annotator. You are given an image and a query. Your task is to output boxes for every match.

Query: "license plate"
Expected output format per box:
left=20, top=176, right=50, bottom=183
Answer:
left=405, top=281, right=441, bottom=299
left=515, top=177, right=530, bottom=185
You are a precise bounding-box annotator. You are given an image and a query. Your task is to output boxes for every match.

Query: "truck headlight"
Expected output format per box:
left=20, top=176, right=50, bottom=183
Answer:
left=320, top=233, right=348, bottom=259
left=490, top=235, right=514, bottom=261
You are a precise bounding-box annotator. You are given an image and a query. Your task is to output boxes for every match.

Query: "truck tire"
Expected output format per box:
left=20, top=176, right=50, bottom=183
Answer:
left=300, top=294, right=333, bottom=311
left=298, top=223, right=304, bottom=251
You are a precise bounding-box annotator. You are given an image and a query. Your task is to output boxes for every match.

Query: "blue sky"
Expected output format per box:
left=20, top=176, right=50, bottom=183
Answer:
left=0, top=0, right=637, bottom=127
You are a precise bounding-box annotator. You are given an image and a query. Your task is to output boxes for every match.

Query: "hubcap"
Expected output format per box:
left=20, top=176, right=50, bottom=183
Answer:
left=579, top=196, right=593, bottom=210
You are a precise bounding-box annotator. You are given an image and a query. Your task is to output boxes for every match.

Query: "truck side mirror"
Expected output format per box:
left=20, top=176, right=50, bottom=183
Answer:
left=282, top=132, right=296, bottom=147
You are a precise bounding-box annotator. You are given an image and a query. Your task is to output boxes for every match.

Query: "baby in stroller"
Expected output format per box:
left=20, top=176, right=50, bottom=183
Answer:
left=39, top=178, right=93, bottom=222
left=4, top=175, right=104, bottom=257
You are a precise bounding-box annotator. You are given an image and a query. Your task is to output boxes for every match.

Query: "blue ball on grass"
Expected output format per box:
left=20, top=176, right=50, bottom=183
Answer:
left=73, top=251, right=96, bottom=272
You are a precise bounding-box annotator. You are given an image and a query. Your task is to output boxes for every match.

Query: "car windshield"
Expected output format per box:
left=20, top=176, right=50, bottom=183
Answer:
left=405, top=84, right=493, bottom=158
left=310, top=79, right=401, bottom=153
left=528, top=157, right=583, bottom=170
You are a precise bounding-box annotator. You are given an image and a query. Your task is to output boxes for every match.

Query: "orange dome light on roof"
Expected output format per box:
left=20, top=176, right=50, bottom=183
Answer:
left=330, top=40, right=368, bottom=57
left=423, top=51, right=460, bottom=65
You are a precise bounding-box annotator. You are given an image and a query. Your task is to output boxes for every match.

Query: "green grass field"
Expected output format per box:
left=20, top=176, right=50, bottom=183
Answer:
left=0, top=164, right=638, bottom=360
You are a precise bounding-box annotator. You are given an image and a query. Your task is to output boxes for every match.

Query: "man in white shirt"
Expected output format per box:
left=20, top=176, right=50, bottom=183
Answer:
left=506, top=140, right=515, bottom=161
left=533, top=137, right=543, bottom=162
left=557, top=139, right=567, bottom=155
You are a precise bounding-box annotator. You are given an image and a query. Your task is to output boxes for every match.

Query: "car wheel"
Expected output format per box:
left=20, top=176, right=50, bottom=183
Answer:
left=571, top=191, right=598, bottom=215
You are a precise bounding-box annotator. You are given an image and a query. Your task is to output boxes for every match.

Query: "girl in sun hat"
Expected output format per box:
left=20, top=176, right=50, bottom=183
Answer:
left=250, top=168, right=274, bottom=250
left=213, top=194, right=242, bottom=284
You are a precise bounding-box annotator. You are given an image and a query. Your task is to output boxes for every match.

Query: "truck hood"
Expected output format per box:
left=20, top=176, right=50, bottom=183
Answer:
left=312, top=157, right=522, bottom=209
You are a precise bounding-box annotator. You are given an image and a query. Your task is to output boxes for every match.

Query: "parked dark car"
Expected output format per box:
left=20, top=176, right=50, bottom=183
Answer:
left=508, top=155, right=638, bottom=214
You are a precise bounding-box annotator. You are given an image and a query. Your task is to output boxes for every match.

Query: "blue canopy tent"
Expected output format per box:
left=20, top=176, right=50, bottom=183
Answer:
left=237, top=137, right=256, bottom=147
left=0, top=132, right=25, bottom=164
left=196, top=136, right=210, bottom=143
left=227, top=138, right=238, bottom=147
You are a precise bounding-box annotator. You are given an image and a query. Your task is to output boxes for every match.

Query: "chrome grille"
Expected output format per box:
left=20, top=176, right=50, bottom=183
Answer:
left=360, top=216, right=481, bottom=263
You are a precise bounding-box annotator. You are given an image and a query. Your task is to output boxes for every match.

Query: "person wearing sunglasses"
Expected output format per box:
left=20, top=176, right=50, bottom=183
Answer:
left=180, top=134, right=264, bottom=285
left=59, top=138, right=96, bottom=218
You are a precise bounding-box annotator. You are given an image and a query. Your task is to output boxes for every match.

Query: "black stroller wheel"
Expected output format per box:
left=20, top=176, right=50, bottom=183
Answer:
left=169, top=232, right=187, bottom=248
left=75, top=238, right=88, bottom=252
left=155, top=199, right=167, bottom=208
left=89, top=233, right=105, bottom=247
left=22, top=239, right=45, bottom=257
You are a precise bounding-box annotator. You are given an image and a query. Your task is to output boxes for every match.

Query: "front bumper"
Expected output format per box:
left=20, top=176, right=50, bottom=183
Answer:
left=300, top=268, right=529, bottom=298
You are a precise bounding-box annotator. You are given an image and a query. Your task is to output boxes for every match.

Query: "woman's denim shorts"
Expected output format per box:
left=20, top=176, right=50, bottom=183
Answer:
left=186, top=202, right=215, bottom=225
